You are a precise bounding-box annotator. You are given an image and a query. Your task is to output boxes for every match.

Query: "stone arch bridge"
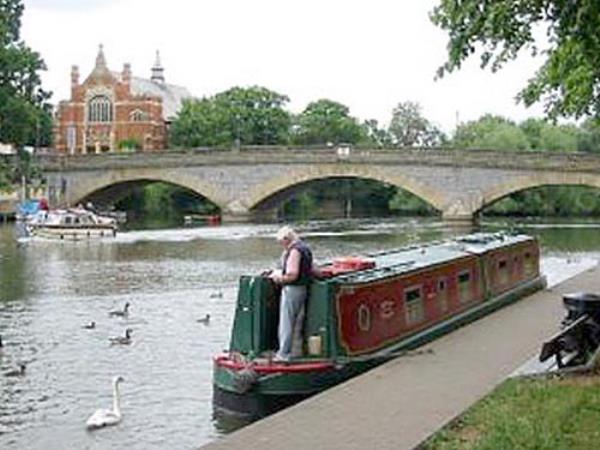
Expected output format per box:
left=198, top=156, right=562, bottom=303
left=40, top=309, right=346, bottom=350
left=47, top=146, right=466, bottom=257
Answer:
left=38, top=147, right=600, bottom=222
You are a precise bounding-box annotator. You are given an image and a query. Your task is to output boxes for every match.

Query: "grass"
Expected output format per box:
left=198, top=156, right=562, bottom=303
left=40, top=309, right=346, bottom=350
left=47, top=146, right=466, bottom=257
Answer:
left=421, top=373, right=600, bottom=450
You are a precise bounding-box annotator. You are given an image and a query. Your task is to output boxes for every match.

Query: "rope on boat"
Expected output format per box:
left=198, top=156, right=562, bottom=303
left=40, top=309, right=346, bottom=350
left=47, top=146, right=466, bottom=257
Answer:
left=335, top=347, right=435, bottom=364
left=231, top=367, right=259, bottom=394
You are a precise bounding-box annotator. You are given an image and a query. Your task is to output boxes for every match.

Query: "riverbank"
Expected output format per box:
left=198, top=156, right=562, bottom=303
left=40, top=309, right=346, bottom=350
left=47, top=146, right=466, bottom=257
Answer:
left=421, top=373, right=600, bottom=449
left=203, top=262, right=600, bottom=450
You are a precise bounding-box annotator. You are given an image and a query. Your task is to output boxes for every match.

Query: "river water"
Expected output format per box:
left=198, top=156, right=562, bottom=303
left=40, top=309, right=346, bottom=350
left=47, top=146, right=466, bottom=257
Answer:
left=1, top=217, right=599, bottom=449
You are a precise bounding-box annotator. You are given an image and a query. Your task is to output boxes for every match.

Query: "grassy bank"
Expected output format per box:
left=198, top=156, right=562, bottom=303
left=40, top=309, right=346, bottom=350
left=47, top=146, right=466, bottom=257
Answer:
left=421, top=374, right=600, bottom=449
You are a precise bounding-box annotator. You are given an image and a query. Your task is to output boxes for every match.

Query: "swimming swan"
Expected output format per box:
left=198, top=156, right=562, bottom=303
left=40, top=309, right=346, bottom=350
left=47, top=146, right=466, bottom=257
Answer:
left=109, top=302, right=130, bottom=317
left=5, top=364, right=26, bottom=377
left=86, top=376, right=125, bottom=429
left=197, top=314, right=210, bottom=325
left=109, top=329, right=132, bottom=345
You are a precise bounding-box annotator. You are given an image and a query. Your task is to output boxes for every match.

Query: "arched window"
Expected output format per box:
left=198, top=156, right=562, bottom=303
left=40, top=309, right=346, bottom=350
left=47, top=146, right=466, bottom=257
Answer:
left=129, top=109, right=147, bottom=122
left=88, top=95, right=113, bottom=122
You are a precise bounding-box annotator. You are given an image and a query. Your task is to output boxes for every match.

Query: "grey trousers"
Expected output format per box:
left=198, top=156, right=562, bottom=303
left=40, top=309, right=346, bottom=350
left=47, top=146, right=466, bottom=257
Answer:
left=276, top=285, right=307, bottom=360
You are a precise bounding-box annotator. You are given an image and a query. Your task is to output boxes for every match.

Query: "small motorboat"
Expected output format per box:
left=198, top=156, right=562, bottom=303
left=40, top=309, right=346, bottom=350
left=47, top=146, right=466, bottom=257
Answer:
left=25, top=207, right=117, bottom=240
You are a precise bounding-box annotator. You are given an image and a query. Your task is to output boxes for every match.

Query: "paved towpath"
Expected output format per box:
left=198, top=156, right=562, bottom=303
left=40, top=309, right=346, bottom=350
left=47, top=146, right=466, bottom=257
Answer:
left=204, top=263, right=600, bottom=450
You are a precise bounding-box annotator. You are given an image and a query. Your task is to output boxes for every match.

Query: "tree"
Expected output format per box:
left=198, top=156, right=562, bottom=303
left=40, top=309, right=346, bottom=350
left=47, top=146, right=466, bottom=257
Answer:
left=431, top=0, right=600, bottom=119
left=577, top=118, right=600, bottom=153
left=170, top=86, right=291, bottom=148
left=519, top=118, right=578, bottom=151
left=362, top=119, right=392, bottom=148
left=291, top=99, right=366, bottom=145
left=388, top=101, right=446, bottom=147
left=452, top=114, right=530, bottom=151
left=0, top=0, right=52, bottom=148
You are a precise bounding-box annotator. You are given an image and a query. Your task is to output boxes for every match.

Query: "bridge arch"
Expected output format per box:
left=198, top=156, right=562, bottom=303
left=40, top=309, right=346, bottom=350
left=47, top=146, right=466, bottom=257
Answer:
left=479, top=172, right=600, bottom=214
left=66, top=169, right=228, bottom=210
left=245, top=165, right=446, bottom=212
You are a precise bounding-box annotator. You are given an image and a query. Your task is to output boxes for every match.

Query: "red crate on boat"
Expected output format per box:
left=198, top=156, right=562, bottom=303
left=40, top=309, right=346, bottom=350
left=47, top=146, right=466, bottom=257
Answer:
left=318, top=256, right=376, bottom=278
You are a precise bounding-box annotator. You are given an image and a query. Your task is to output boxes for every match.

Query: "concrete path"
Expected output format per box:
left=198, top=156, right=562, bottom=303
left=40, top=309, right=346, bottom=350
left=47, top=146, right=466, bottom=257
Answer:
left=204, top=264, right=600, bottom=450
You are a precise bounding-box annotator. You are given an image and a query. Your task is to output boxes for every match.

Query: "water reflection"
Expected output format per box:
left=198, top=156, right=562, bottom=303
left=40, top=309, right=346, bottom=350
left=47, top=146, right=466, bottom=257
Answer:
left=0, top=217, right=598, bottom=449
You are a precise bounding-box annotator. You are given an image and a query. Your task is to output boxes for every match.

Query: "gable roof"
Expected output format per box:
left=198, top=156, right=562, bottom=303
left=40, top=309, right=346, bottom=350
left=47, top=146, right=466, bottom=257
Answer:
left=130, top=77, right=193, bottom=120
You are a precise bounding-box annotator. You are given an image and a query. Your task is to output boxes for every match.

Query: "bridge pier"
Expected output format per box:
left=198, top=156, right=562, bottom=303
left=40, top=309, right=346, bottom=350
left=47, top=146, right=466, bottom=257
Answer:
left=220, top=212, right=252, bottom=223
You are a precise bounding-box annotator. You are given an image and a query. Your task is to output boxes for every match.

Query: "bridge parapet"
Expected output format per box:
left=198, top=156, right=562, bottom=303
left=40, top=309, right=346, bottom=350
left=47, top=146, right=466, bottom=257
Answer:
left=38, top=147, right=600, bottom=173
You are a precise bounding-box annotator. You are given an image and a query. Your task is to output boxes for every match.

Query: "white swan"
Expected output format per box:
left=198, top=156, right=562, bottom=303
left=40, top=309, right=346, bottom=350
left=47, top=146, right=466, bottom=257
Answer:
left=109, top=302, right=130, bottom=317
left=109, top=328, right=132, bottom=345
left=5, top=363, right=26, bottom=377
left=86, top=375, right=125, bottom=429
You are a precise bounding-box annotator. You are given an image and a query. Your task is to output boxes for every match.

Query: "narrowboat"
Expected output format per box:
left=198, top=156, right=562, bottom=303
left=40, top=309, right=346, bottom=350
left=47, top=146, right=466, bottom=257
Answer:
left=213, top=232, right=546, bottom=418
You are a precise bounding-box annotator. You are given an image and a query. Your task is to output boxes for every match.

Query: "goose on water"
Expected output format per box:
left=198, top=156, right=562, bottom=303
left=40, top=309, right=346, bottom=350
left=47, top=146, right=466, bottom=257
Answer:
left=109, top=329, right=132, bottom=345
left=109, top=302, right=130, bottom=318
left=197, top=314, right=211, bottom=325
left=5, top=364, right=26, bottom=377
left=83, top=321, right=96, bottom=330
left=86, top=376, right=125, bottom=429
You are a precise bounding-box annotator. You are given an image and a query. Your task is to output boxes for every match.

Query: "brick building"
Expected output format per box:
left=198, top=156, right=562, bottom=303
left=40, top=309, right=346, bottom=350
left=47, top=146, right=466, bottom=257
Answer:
left=54, top=45, right=192, bottom=154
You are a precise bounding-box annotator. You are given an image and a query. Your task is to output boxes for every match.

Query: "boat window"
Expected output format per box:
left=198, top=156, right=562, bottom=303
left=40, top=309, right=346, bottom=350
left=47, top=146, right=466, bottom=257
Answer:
left=498, top=259, right=509, bottom=284
left=65, top=216, right=72, bottom=225
left=74, top=217, right=80, bottom=224
left=437, top=278, right=448, bottom=313
left=405, top=286, right=424, bottom=325
left=524, top=251, right=535, bottom=276
left=458, top=270, right=471, bottom=304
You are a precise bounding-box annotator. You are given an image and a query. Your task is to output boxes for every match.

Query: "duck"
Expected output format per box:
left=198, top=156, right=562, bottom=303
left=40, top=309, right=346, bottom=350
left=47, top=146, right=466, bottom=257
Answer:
left=197, top=314, right=211, bottom=325
left=109, top=329, right=132, bottom=345
left=209, top=291, right=223, bottom=299
left=86, top=376, right=125, bottom=429
left=109, top=302, right=130, bottom=318
left=5, top=363, right=26, bottom=377
left=83, top=321, right=96, bottom=330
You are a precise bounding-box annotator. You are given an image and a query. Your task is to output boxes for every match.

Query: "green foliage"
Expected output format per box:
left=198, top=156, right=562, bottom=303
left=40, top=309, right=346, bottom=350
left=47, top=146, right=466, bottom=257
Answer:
left=118, top=138, right=140, bottom=151
left=362, top=119, right=393, bottom=148
left=278, top=178, right=434, bottom=220
left=0, top=0, right=52, bottom=148
left=291, top=99, right=366, bottom=145
left=577, top=118, right=600, bottom=153
left=389, top=189, right=437, bottom=215
left=170, top=86, right=291, bottom=147
left=388, top=101, right=446, bottom=147
left=485, top=186, right=600, bottom=217
left=431, top=0, right=600, bottom=119
left=0, top=157, right=11, bottom=191
left=453, top=115, right=530, bottom=150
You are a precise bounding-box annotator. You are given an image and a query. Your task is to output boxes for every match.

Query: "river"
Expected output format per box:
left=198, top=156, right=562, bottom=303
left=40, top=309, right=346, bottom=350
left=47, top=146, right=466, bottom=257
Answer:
left=0, top=217, right=599, bottom=449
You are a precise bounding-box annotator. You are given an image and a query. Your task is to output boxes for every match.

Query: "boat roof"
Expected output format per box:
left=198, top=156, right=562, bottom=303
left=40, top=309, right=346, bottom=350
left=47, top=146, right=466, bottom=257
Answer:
left=330, top=232, right=535, bottom=284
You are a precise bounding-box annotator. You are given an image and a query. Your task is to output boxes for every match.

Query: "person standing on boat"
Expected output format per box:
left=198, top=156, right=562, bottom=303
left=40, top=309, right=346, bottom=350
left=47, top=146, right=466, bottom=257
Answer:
left=269, top=226, right=314, bottom=361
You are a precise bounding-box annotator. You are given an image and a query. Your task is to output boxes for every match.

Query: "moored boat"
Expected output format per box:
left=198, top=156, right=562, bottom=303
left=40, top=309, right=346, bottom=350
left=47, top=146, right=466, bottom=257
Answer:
left=213, top=232, right=546, bottom=418
left=26, top=208, right=118, bottom=240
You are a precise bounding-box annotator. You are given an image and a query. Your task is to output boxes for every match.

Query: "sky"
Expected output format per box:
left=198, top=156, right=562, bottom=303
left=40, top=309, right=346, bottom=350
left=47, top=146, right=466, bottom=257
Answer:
left=21, top=0, right=549, bottom=134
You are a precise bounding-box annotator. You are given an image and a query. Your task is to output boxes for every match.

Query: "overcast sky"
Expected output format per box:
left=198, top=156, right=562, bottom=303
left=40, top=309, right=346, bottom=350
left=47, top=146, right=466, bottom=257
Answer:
left=22, top=0, right=548, bottom=134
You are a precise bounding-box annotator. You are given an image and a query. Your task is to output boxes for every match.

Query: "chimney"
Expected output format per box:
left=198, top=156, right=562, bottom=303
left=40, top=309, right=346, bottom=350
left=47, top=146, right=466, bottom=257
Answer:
left=122, top=63, right=131, bottom=84
left=71, top=65, right=79, bottom=86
